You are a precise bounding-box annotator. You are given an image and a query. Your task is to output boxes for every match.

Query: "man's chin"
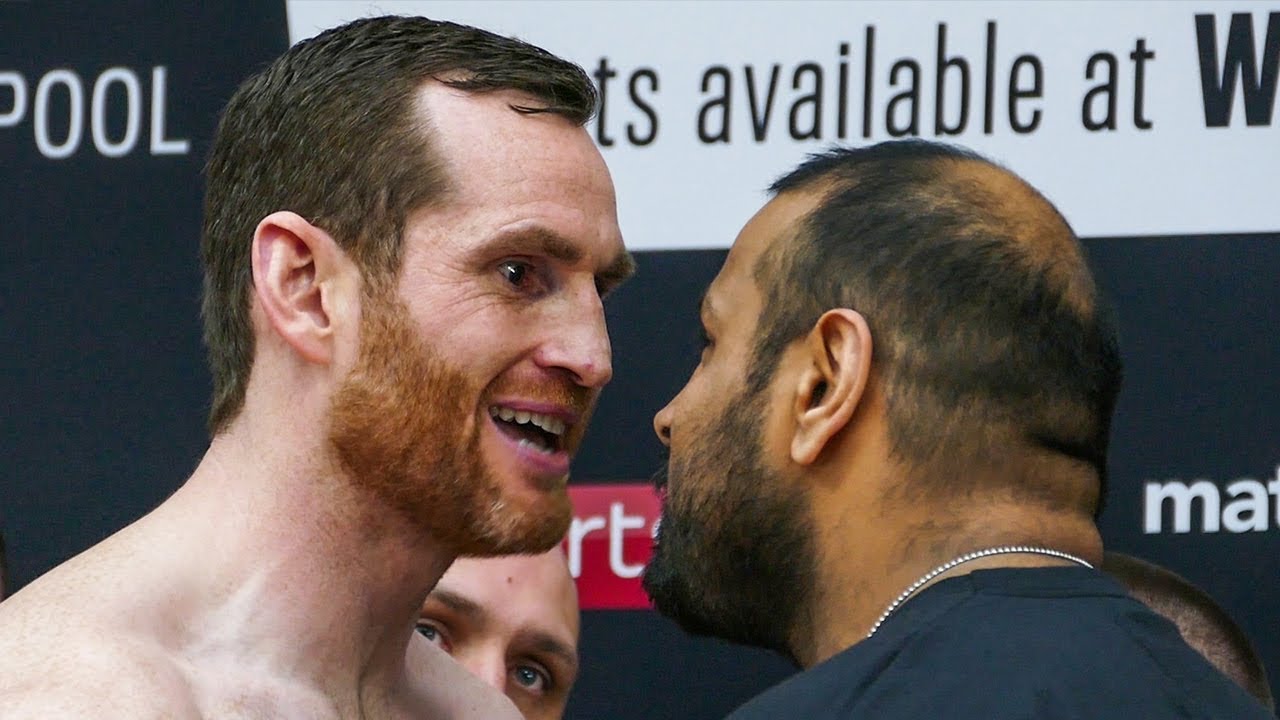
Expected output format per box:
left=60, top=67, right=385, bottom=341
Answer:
left=641, top=532, right=693, bottom=622
left=643, top=560, right=712, bottom=638
left=454, top=483, right=573, bottom=557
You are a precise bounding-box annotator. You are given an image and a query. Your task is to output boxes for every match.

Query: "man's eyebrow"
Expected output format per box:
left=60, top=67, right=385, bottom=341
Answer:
left=597, top=250, right=636, bottom=296
left=426, top=588, right=484, bottom=620
left=479, top=225, right=584, bottom=264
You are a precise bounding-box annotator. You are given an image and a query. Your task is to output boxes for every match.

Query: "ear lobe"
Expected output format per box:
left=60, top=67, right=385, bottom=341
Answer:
left=251, top=211, right=348, bottom=366
left=790, top=309, right=873, bottom=466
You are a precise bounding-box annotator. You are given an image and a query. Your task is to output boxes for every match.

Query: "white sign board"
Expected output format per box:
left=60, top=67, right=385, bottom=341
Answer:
left=288, top=1, right=1280, bottom=249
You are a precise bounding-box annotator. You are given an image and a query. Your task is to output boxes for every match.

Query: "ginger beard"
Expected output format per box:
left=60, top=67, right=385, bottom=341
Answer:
left=327, top=288, right=573, bottom=556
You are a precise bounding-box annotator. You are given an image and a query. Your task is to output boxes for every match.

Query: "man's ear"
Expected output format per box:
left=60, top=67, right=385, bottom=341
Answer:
left=251, top=211, right=355, bottom=366
left=790, top=309, right=873, bottom=465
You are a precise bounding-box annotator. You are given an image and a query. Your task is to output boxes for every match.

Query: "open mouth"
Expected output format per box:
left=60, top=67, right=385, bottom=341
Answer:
left=488, top=405, right=567, bottom=455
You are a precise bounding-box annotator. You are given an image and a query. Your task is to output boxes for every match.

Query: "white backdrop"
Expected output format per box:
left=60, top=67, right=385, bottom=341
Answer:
left=287, top=0, right=1280, bottom=250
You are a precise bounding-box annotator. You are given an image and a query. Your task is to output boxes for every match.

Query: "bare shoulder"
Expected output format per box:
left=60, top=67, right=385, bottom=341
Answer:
left=0, top=634, right=200, bottom=719
left=402, top=634, right=523, bottom=720
left=0, top=595, right=200, bottom=718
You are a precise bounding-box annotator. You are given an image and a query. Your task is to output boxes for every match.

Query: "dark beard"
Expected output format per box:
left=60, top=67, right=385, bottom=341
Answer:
left=327, top=291, right=571, bottom=556
left=642, top=387, right=815, bottom=661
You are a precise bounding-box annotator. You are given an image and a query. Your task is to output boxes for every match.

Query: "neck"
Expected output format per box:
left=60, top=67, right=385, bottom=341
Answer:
left=793, top=491, right=1101, bottom=669
left=141, top=417, right=451, bottom=706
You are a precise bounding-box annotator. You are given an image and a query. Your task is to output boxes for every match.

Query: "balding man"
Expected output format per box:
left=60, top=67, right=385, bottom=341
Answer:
left=416, top=550, right=579, bottom=720
left=643, top=140, right=1271, bottom=718
left=1104, top=551, right=1274, bottom=710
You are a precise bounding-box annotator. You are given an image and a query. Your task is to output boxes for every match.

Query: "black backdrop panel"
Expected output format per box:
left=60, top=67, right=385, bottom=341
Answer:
left=568, top=610, right=796, bottom=720
left=1090, top=235, right=1280, bottom=705
left=0, top=1, right=288, bottom=587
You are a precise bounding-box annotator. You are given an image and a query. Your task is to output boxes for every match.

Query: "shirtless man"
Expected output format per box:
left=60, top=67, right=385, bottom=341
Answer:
left=416, top=550, right=580, bottom=719
left=0, top=16, right=630, bottom=719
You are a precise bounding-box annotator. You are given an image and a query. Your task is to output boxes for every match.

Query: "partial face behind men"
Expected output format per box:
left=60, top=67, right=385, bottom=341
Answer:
left=417, top=551, right=580, bottom=720
left=329, top=86, right=630, bottom=556
left=643, top=191, right=822, bottom=658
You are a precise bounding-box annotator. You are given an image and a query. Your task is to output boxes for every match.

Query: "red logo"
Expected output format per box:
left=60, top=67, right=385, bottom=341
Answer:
left=563, top=483, right=661, bottom=609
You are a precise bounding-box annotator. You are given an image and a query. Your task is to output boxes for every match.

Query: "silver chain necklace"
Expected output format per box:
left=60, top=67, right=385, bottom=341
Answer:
left=864, top=545, right=1094, bottom=639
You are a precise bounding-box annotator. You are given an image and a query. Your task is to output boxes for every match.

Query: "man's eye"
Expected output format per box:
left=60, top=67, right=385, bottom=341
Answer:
left=499, top=260, right=530, bottom=286
left=511, top=664, right=550, bottom=694
left=415, top=622, right=450, bottom=652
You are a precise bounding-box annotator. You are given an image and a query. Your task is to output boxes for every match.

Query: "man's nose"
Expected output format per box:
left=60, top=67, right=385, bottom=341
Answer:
left=653, top=400, right=673, bottom=447
left=534, top=288, right=613, bottom=389
left=461, top=653, right=508, bottom=693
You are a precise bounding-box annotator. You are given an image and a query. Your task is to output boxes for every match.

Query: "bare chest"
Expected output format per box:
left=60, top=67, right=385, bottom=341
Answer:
left=188, top=668, right=345, bottom=720
left=184, top=664, right=504, bottom=720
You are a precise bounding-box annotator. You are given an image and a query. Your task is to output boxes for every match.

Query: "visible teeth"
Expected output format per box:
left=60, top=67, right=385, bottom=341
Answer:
left=489, top=406, right=516, bottom=422
left=532, top=415, right=566, bottom=436
left=517, top=438, right=554, bottom=455
left=488, top=406, right=567, bottom=437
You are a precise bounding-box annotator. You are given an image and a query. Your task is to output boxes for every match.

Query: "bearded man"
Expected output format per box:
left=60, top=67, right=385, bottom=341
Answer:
left=644, top=140, right=1271, bottom=718
left=0, top=16, right=630, bottom=719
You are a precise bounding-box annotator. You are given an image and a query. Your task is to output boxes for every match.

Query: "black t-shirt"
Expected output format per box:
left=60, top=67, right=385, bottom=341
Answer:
left=727, top=567, right=1272, bottom=719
